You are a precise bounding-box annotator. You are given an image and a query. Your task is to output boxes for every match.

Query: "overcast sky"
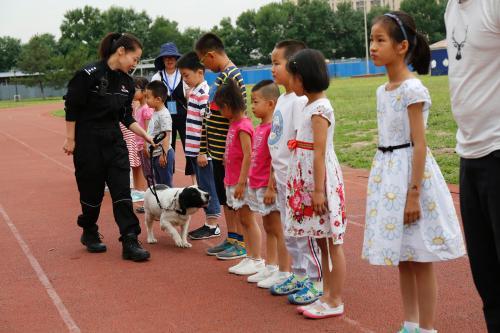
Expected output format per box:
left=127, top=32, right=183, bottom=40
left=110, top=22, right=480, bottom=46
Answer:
left=0, top=0, right=280, bottom=42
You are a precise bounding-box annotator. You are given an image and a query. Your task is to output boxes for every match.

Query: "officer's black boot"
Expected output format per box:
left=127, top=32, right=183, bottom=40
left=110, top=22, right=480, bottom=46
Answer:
left=80, top=229, right=107, bottom=253
left=120, top=233, right=150, bottom=262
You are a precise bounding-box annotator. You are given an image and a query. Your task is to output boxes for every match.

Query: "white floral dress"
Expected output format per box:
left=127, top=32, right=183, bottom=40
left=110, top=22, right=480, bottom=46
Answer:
left=362, top=78, right=465, bottom=266
left=285, top=98, right=347, bottom=243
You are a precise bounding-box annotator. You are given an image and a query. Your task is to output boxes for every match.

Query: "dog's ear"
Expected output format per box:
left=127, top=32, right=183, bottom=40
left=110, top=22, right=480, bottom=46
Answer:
left=176, top=188, right=189, bottom=215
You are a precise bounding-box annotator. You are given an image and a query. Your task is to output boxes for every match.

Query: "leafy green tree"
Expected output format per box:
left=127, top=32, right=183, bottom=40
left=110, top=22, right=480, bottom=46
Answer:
left=59, top=6, right=105, bottom=58
left=331, top=2, right=365, bottom=58
left=17, top=34, right=59, bottom=98
left=254, top=2, right=295, bottom=63
left=233, top=10, right=259, bottom=66
left=177, top=27, right=205, bottom=55
left=400, top=0, right=446, bottom=43
left=143, top=16, right=182, bottom=58
left=288, top=0, right=336, bottom=58
left=0, top=36, right=22, bottom=71
left=101, top=6, right=152, bottom=45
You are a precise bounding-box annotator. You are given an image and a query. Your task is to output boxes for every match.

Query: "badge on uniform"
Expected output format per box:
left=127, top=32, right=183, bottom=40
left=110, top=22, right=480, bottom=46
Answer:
left=167, top=101, right=177, bottom=115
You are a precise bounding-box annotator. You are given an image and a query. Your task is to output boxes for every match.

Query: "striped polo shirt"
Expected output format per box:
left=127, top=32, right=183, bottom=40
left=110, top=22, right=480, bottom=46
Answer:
left=185, top=81, right=209, bottom=158
left=199, top=66, right=246, bottom=161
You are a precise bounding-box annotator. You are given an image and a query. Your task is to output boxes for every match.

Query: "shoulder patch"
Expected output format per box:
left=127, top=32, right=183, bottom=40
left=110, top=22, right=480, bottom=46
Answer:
left=82, top=65, right=98, bottom=76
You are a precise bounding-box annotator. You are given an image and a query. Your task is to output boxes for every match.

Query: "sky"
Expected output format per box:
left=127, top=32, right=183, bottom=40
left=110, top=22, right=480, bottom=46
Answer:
left=0, top=0, right=280, bottom=42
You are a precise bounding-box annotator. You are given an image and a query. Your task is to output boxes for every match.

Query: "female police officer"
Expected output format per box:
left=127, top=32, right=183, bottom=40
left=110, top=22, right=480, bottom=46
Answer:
left=63, top=32, right=152, bottom=262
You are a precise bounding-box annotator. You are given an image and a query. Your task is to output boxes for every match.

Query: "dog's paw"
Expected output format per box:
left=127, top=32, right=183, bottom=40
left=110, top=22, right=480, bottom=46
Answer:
left=147, top=237, right=158, bottom=244
left=181, top=241, right=192, bottom=248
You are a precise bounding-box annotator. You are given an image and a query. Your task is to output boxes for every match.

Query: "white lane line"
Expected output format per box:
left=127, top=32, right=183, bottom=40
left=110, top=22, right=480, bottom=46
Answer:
left=0, top=204, right=81, bottom=333
left=0, top=130, right=73, bottom=173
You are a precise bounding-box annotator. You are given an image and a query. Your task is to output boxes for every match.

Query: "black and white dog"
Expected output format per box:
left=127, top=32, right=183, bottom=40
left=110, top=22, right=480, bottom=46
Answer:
left=143, top=185, right=209, bottom=248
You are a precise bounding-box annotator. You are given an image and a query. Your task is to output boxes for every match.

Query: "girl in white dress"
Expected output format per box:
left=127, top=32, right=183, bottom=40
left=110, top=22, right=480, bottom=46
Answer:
left=362, top=12, right=466, bottom=333
left=285, top=49, right=347, bottom=319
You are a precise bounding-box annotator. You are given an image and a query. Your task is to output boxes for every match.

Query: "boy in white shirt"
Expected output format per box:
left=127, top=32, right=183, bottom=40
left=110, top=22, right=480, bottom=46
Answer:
left=144, top=81, right=174, bottom=187
left=266, top=40, right=323, bottom=306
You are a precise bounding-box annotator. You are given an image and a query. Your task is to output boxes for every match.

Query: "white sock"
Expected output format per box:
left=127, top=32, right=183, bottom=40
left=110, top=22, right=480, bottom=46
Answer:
left=419, top=329, right=436, bottom=333
left=205, top=223, right=217, bottom=229
left=404, top=321, right=419, bottom=331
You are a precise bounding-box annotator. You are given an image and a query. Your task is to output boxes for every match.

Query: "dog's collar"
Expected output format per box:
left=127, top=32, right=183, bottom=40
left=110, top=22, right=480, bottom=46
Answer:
left=164, top=189, right=187, bottom=215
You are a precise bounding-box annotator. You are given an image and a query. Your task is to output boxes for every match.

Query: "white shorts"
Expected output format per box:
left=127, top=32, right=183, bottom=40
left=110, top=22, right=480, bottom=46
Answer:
left=225, top=185, right=246, bottom=210
left=246, top=187, right=279, bottom=216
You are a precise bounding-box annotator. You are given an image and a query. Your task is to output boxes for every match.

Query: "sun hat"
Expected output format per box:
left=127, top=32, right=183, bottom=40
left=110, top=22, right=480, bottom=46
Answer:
left=154, top=42, right=182, bottom=70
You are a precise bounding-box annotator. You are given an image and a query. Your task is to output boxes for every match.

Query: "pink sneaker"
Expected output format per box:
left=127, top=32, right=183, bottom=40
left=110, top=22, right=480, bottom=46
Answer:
left=302, top=302, right=344, bottom=319
left=297, top=300, right=323, bottom=314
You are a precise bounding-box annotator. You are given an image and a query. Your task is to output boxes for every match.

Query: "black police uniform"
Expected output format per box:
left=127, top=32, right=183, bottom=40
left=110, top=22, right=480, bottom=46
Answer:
left=159, top=71, right=194, bottom=176
left=65, top=61, right=141, bottom=237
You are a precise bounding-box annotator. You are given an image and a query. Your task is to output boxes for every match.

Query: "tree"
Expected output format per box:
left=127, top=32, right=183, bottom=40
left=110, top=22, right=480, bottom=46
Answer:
left=144, top=16, right=182, bottom=59
left=400, top=0, right=446, bottom=43
left=331, top=3, right=365, bottom=58
left=177, top=27, right=205, bottom=55
left=59, top=6, right=105, bottom=58
left=288, top=0, right=336, bottom=58
left=233, top=10, right=259, bottom=66
left=254, top=3, right=296, bottom=63
left=0, top=36, right=22, bottom=72
left=17, top=34, right=59, bottom=98
left=101, top=6, right=152, bottom=46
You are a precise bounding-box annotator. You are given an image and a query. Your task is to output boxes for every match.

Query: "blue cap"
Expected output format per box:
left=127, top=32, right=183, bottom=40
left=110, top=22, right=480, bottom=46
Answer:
left=154, top=42, right=182, bottom=70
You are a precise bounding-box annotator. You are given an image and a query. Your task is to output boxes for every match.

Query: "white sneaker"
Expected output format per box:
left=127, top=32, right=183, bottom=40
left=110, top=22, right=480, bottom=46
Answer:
left=257, top=271, right=292, bottom=289
left=234, top=259, right=265, bottom=276
left=247, top=264, right=278, bottom=283
left=228, top=258, right=250, bottom=274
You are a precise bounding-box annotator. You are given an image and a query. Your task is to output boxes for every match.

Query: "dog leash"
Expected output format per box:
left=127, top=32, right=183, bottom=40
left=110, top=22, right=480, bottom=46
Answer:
left=147, top=131, right=168, bottom=209
left=146, top=132, right=187, bottom=215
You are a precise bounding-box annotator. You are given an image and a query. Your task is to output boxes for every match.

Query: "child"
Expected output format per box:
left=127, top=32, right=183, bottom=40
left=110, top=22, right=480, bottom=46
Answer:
left=362, top=12, right=466, bottom=333
left=243, top=80, right=292, bottom=283
left=144, top=81, right=175, bottom=187
left=268, top=40, right=323, bottom=306
left=133, top=76, right=154, bottom=213
left=214, top=78, right=262, bottom=271
left=191, top=33, right=247, bottom=259
left=176, top=51, right=222, bottom=239
left=284, top=49, right=347, bottom=319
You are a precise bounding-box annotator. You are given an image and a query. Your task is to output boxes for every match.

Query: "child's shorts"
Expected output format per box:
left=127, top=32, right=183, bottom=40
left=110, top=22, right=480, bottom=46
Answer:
left=225, top=185, right=246, bottom=210
left=246, top=187, right=279, bottom=216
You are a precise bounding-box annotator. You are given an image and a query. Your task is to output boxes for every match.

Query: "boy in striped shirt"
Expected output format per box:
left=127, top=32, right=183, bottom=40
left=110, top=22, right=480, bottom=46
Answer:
left=191, top=33, right=247, bottom=259
left=177, top=52, right=221, bottom=237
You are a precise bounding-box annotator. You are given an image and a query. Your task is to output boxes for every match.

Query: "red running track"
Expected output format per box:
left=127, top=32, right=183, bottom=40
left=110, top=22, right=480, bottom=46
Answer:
left=0, top=103, right=486, bottom=332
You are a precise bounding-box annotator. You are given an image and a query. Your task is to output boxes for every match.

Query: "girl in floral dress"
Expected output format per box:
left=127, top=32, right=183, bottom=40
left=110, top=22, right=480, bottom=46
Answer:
left=285, top=49, right=347, bottom=319
left=362, top=12, right=465, bottom=333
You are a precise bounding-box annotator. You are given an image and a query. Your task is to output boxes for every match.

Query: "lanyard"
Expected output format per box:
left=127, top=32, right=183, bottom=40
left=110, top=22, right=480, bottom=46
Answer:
left=162, top=70, right=178, bottom=96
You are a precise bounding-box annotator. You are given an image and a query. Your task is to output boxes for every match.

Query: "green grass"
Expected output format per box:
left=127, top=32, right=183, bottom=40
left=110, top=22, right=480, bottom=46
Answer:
left=52, top=109, right=65, bottom=117
left=247, top=75, right=459, bottom=184
left=0, top=97, right=62, bottom=109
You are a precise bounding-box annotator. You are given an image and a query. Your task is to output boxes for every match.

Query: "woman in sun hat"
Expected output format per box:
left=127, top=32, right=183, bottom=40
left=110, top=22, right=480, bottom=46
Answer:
left=151, top=42, right=194, bottom=181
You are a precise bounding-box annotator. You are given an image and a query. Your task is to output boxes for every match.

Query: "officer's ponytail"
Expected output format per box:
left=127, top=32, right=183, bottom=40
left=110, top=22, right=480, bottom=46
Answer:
left=98, top=32, right=143, bottom=60
left=373, top=11, right=431, bottom=75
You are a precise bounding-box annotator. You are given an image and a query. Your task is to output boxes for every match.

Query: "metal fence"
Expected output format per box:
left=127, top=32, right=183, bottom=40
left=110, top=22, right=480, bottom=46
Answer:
left=0, top=84, right=66, bottom=101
